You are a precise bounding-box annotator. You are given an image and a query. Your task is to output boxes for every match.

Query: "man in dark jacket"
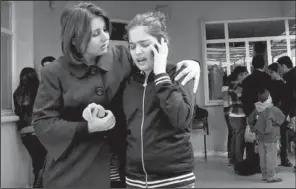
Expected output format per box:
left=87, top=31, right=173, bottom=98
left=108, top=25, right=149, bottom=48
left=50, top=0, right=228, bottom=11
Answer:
left=278, top=56, right=296, bottom=167
left=241, top=55, right=272, bottom=159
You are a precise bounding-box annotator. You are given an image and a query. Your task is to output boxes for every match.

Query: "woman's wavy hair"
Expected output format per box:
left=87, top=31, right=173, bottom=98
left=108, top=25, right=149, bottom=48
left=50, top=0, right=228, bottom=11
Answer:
left=60, top=2, right=111, bottom=64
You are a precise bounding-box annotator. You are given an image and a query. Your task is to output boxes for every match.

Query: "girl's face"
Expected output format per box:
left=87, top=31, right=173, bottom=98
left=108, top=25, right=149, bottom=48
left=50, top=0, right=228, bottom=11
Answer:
left=84, top=17, right=110, bottom=59
left=128, top=26, right=158, bottom=73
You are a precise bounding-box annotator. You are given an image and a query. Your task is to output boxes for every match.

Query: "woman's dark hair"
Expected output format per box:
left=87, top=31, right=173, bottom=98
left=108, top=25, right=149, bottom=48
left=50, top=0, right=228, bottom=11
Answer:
left=18, top=67, right=39, bottom=87
left=277, top=56, right=293, bottom=69
left=229, top=66, right=248, bottom=81
left=60, top=2, right=111, bottom=64
left=14, top=67, right=39, bottom=108
left=268, top=62, right=280, bottom=73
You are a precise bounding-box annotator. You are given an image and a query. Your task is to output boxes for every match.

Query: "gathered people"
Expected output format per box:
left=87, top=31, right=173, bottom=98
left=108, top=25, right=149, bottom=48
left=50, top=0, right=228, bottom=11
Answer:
left=32, top=2, right=201, bottom=188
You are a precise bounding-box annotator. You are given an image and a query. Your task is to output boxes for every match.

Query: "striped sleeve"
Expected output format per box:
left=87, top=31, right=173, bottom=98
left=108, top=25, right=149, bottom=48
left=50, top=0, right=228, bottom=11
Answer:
left=126, top=172, right=196, bottom=188
left=155, top=73, right=172, bottom=86
left=153, top=67, right=195, bottom=132
left=110, top=164, right=121, bottom=181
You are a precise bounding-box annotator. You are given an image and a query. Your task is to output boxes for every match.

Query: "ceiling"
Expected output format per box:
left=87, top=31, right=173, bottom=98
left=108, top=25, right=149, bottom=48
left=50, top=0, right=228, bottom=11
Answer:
left=206, top=19, right=296, bottom=66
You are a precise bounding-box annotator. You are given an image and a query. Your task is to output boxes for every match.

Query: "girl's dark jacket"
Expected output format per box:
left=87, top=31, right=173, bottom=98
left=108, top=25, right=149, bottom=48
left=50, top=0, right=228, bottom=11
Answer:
left=123, top=64, right=196, bottom=185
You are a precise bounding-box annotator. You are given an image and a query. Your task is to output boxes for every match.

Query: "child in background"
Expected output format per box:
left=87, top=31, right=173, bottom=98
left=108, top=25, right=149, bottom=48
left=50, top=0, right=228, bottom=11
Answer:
left=248, top=88, right=285, bottom=183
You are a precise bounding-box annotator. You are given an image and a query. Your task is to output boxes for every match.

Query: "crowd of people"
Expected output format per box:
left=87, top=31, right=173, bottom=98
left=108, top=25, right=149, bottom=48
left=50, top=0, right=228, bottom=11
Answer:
left=223, top=55, right=296, bottom=183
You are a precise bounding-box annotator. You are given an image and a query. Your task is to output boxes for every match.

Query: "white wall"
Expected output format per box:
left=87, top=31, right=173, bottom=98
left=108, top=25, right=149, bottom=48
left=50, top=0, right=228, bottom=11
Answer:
left=13, top=1, right=35, bottom=91
left=280, top=0, right=296, bottom=17
left=1, top=1, right=34, bottom=188
left=1, top=119, right=32, bottom=188
left=33, top=1, right=285, bottom=154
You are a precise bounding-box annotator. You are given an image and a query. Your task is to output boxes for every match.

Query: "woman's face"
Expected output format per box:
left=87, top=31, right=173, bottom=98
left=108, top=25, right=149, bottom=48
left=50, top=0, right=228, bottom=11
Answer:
left=128, top=26, right=158, bottom=73
left=84, top=16, right=110, bottom=59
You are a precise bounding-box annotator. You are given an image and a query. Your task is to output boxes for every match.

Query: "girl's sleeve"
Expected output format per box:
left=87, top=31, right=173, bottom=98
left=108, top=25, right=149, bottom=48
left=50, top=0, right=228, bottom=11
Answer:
left=154, top=66, right=195, bottom=132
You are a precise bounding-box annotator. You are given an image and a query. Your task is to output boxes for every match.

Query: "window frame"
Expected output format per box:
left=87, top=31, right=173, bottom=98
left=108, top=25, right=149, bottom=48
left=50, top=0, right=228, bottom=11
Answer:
left=1, top=1, right=16, bottom=117
left=202, top=17, right=296, bottom=106
left=109, top=19, right=129, bottom=48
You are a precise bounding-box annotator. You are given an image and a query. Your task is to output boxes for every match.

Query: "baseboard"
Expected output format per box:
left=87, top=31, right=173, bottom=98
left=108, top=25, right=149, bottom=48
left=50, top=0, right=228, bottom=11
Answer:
left=194, top=151, right=228, bottom=158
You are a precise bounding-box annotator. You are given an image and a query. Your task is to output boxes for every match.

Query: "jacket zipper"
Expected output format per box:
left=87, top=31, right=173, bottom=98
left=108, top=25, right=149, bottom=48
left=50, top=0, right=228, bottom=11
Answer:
left=141, top=74, right=149, bottom=188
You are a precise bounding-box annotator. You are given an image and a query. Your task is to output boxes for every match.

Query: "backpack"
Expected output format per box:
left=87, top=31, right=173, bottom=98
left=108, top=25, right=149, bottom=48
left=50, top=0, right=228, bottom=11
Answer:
left=234, top=153, right=261, bottom=176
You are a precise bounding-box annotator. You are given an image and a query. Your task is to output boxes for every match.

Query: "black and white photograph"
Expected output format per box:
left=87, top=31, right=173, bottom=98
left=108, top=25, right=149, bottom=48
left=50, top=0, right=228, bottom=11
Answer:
left=1, top=0, right=295, bottom=188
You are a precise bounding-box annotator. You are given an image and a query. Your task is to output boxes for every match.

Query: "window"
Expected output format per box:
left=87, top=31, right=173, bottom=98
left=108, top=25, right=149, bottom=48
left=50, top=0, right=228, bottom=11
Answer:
left=206, top=43, right=226, bottom=101
left=206, top=23, right=225, bottom=40
left=109, top=19, right=128, bottom=48
left=203, top=18, right=296, bottom=106
left=1, top=1, right=13, bottom=113
left=228, top=20, right=286, bottom=38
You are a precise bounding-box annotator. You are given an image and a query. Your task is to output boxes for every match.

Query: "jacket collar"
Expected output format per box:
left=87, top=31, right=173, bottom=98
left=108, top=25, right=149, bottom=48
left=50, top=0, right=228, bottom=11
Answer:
left=65, top=49, right=113, bottom=79
left=130, top=65, right=155, bottom=83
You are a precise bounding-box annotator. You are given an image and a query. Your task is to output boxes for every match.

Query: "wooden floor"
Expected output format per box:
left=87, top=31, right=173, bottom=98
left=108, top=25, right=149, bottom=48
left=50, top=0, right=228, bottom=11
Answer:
left=193, top=155, right=296, bottom=188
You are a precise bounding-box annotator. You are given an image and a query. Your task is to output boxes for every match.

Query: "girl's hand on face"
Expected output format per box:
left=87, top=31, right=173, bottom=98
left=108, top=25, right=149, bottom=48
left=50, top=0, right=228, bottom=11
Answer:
left=151, top=38, right=169, bottom=75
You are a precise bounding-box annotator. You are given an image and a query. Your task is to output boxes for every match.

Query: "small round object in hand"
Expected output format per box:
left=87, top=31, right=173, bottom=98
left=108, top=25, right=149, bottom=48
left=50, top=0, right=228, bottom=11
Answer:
left=97, top=110, right=106, bottom=118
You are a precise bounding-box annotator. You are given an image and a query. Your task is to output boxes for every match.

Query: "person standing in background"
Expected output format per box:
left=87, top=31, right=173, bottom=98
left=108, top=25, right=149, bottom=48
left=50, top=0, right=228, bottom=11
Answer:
left=241, top=55, right=272, bottom=160
left=228, top=66, right=249, bottom=166
left=277, top=56, right=295, bottom=167
left=248, top=88, right=285, bottom=183
left=222, top=73, right=232, bottom=165
left=13, top=67, right=47, bottom=188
